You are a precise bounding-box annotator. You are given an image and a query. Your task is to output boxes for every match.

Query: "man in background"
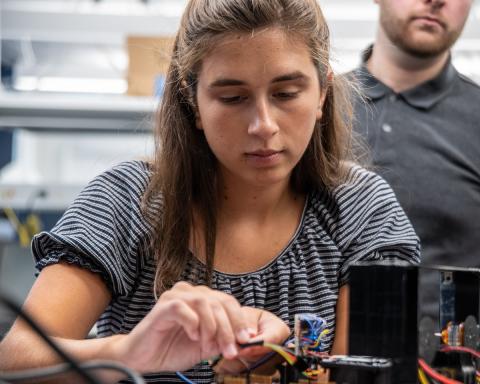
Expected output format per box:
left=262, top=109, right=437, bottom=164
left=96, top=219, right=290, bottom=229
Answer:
left=351, top=0, right=479, bottom=320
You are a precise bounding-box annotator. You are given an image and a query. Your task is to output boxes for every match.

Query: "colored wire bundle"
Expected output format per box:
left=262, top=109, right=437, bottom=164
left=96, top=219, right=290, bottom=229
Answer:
left=263, top=342, right=297, bottom=366
left=309, top=328, right=330, bottom=349
left=296, top=315, right=329, bottom=352
left=262, top=342, right=322, bottom=380
left=418, top=358, right=463, bottom=384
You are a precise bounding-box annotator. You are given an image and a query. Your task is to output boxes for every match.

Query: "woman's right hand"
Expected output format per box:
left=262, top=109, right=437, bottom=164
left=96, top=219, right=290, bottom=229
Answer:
left=112, top=281, right=254, bottom=373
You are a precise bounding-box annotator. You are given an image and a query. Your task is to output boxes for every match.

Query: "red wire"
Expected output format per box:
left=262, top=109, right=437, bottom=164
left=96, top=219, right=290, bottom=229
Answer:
left=418, top=358, right=463, bottom=384
left=440, top=346, right=480, bottom=359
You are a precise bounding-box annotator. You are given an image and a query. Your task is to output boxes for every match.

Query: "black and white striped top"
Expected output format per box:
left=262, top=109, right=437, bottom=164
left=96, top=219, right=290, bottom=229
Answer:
left=32, top=160, right=420, bottom=383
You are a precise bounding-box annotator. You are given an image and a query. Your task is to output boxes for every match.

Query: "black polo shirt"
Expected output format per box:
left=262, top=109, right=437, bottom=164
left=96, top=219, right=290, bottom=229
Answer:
left=351, top=47, right=480, bottom=318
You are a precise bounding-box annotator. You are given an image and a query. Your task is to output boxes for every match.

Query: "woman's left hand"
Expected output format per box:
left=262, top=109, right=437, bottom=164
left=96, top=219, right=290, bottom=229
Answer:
left=214, top=306, right=290, bottom=374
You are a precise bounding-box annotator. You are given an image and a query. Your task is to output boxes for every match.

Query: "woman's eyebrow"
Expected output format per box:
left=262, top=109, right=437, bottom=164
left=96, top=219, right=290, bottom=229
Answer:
left=208, top=71, right=309, bottom=89
left=209, top=78, right=245, bottom=88
left=271, top=71, right=309, bottom=83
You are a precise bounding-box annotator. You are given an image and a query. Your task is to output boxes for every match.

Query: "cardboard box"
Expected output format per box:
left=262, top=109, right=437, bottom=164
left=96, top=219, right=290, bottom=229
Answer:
left=126, top=36, right=174, bottom=97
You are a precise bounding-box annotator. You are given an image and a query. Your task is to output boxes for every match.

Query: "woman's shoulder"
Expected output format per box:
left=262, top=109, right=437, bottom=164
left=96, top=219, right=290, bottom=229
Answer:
left=335, top=164, right=394, bottom=198
left=312, top=164, right=396, bottom=209
left=86, top=159, right=153, bottom=197
left=99, top=159, right=153, bottom=184
left=307, top=164, right=419, bottom=260
left=308, top=164, right=405, bottom=239
left=64, top=159, right=156, bottom=220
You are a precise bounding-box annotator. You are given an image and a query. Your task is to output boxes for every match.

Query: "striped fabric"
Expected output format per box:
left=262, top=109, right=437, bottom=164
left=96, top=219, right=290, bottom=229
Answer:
left=32, top=160, right=420, bottom=383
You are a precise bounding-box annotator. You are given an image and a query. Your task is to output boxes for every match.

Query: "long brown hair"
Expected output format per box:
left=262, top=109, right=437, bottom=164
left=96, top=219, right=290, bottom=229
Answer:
left=144, top=0, right=356, bottom=296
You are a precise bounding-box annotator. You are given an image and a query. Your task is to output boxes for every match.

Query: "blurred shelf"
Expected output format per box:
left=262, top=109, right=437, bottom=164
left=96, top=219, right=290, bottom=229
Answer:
left=2, top=0, right=479, bottom=44
left=0, top=182, right=84, bottom=211
left=0, top=91, right=156, bottom=131
left=1, top=0, right=184, bottom=45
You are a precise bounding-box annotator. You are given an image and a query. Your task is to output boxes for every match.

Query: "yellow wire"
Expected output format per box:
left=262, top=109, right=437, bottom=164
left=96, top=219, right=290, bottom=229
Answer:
left=25, top=213, right=41, bottom=235
left=418, top=367, right=430, bottom=384
left=3, top=207, right=21, bottom=229
left=263, top=342, right=319, bottom=380
left=311, top=329, right=331, bottom=348
left=3, top=208, right=30, bottom=247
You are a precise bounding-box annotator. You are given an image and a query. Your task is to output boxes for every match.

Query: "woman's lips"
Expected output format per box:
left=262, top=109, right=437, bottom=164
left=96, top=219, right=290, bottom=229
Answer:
left=244, top=150, right=284, bottom=166
left=247, top=149, right=282, bottom=156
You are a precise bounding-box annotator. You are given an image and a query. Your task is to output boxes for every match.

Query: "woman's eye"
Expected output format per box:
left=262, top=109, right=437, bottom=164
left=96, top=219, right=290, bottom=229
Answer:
left=219, top=96, right=246, bottom=104
left=275, top=91, right=299, bottom=100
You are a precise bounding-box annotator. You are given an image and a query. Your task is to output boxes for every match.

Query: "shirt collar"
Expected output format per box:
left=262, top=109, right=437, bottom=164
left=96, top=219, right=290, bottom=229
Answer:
left=355, top=45, right=458, bottom=110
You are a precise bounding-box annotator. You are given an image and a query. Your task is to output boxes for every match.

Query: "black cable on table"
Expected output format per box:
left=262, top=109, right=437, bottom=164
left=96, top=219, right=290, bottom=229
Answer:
left=0, top=292, right=100, bottom=384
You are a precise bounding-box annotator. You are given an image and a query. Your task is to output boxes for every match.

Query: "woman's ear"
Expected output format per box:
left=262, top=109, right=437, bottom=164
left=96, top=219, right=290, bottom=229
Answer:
left=316, top=70, right=333, bottom=121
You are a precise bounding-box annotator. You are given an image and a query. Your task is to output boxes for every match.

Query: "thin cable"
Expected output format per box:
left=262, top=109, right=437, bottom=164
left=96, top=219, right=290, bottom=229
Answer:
left=0, top=292, right=100, bottom=384
left=418, top=367, right=430, bottom=384
left=0, top=360, right=145, bottom=383
left=238, top=339, right=298, bottom=371
left=245, top=350, right=278, bottom=371
left=176, top=371, right=198, bottom=384
left=441, top=346, right=480, bottom=359
left=311, top=329, right=330, bottom=349
left=418, top=358, right=463, bottom=384
left=2, top=208, right=29, bottom=246
left=263, top=342, right=297, bottom=366
left=82, top=361, right=145, bottom=384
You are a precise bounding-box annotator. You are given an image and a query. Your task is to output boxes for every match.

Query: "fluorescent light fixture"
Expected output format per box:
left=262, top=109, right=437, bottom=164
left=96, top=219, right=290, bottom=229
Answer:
left=1, top=0, right=187, bottom=17
left=14, top=76, right=128, bottom=94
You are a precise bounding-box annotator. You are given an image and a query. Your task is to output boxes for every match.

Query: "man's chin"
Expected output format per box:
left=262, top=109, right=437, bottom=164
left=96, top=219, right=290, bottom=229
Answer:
left=395, top=30, right=458, bottom=58
left=399, top=38, right=451, bottom=58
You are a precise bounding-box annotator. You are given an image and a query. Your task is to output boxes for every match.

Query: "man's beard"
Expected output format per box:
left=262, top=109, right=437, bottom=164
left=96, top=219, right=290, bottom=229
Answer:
left=380, top=11, right=461, bottom=59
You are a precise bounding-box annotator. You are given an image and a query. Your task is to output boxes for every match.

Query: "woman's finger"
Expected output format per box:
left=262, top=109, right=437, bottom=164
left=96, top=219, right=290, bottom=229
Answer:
left=250, top=310, right=290, bottom=345
left=209, top=301, right=238, bottom=359
left=220, top=295, right=251, bottom=344
left=151, top=299, right=201, bottom=341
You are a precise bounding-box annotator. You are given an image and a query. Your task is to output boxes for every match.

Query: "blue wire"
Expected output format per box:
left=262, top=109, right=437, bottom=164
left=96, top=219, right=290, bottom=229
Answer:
left=175, top=371, right=199, bottom=384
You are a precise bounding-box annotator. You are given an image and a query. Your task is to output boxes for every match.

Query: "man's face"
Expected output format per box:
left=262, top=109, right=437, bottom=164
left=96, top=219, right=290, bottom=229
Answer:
left=376, top=0, right=473, bottom=58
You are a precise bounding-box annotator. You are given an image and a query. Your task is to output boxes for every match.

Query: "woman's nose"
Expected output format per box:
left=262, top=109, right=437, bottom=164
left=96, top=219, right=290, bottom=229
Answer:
left=247, top=99, right=279, bottom=139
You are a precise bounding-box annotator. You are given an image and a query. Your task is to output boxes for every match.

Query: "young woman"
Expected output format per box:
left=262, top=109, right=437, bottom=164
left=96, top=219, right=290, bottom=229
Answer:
left=0, top=0, right=420, bottom=382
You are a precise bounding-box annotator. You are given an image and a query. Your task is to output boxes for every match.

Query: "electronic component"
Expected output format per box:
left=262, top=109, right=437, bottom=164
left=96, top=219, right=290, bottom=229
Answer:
left=440, top=271, right=456, bottom=329
left=463, top=315, right=480, bottom=350
left=418, top=316, right=439, bottom=365
left=441, top=321, right=464, bottom=346
left=294, top=313, right=329, bottom=356
left=216, top=265, right=480, bottom=384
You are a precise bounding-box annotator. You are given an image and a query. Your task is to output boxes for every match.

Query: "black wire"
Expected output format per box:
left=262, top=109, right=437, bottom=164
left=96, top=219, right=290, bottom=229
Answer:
left=245, top=350, right=278, bottom=371
left=0, top=292, right=100, bottom=384
left=0, top=360, right=145, bottom=383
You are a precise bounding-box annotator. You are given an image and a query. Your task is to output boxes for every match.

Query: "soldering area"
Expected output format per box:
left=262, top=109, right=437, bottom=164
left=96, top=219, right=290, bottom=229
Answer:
left=1, top=1, right=480, bottom=383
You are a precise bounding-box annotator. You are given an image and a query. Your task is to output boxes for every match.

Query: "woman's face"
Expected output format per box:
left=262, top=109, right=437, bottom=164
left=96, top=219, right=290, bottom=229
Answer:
left=195, top=28, right=327, bottom=188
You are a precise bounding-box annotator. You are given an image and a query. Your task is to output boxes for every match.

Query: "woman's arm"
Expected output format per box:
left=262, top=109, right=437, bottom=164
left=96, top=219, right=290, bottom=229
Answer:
left=0, top=263, right=290, bottom=381
left=331, top=284, right=349, bottom=355
left=0, top=262, right=118, bottom=381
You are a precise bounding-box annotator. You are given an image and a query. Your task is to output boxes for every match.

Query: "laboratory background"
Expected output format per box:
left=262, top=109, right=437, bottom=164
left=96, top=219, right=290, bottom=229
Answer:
left=0, top=0, right=479, bottom=337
